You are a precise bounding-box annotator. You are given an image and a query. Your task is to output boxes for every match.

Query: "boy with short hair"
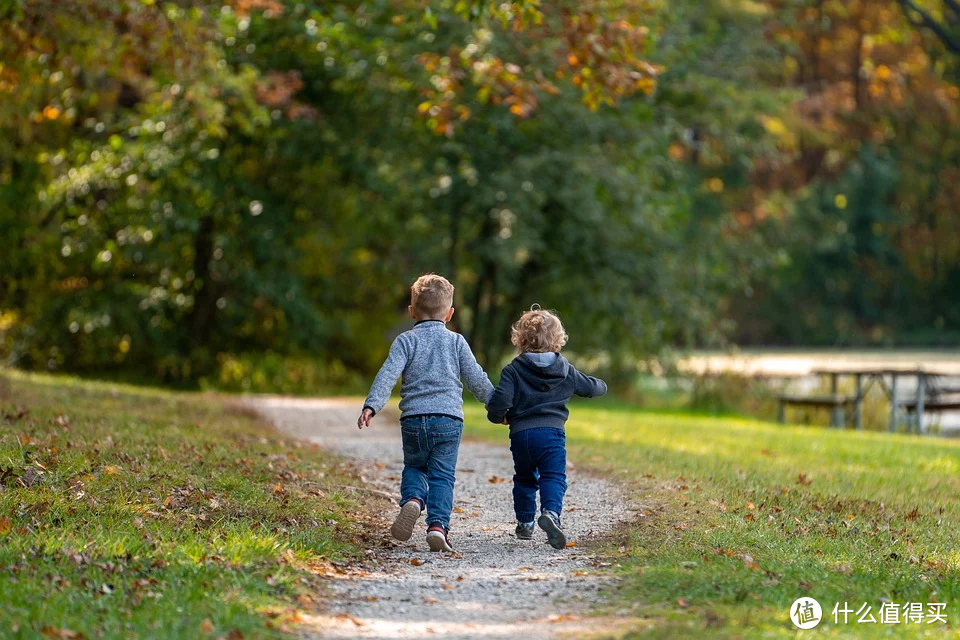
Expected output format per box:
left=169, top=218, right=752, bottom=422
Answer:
left=358, top=274, right=494, bottom=552
left=486, top=307, right=607, bottom=549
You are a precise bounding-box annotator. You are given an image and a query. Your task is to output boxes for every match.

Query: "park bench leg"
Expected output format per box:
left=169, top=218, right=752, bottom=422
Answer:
left=916, top=374, right=926, bottom=434
left=854, top=374, right=863, bottom=430
left=889, top=374, right=898, bottom=433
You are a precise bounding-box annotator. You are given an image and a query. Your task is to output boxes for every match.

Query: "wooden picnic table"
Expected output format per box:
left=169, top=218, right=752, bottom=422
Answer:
left=807, top=368, right=956, bottom=433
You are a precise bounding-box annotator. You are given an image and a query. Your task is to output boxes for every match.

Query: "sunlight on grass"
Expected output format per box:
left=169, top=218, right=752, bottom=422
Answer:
left=462, top=399, right=960, bottom=638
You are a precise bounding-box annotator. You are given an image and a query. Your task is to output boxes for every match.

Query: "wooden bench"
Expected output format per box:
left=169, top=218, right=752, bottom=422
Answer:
left=777, top=394, right=853, bottom=427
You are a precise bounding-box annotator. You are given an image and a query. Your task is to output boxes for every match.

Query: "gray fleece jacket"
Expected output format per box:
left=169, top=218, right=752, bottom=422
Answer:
left=363, top=320, right=494, bottom=420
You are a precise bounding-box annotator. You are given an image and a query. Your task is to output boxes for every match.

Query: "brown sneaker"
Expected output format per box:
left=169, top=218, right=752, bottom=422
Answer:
left=390, top=500, right=422, bottom=541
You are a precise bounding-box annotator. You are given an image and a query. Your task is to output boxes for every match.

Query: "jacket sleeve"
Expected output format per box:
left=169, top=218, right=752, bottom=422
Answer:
left=458, top=335, right=495, bottom=404
left=362, top=336, right=408, bottom=414
left=572, top=367, right=607, bottom=398
left=486, top=366, right=516, bottom=424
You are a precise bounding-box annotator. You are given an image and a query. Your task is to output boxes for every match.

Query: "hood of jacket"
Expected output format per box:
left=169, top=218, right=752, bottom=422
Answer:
left=514, top=353, right=569, bottom=392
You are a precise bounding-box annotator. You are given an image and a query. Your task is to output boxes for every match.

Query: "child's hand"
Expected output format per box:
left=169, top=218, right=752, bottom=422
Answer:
left=357, top=408, right=374, bottom=429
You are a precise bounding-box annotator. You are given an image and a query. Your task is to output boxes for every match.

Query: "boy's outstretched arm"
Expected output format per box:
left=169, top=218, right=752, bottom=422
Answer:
left=359, top=337, right=408, bottom=429
left=457, top=335, right=495, bottom=404
left=573, top=367, right=607, bottom=398
left=486, top=367, right=516, bottom=424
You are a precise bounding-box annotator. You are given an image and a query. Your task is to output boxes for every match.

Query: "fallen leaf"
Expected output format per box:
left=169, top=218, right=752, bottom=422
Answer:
left=104, top=465, right=119, bottom=475
left=743, top=513, right=755, bottom=523
left=0, top=517, right=11, bottom=536
left=677, top=597, right=690, bottom=608
left=410, top=557, right=424, bottom=566
left=746, top=502, right=755, bottom=511
left=547, top=614, right=581, bottom=622
left=41, top=627, right=80, bottom=639
left=424, top=596, right=438, bottom=604
left=565, top=541, right=577, bottom=548
left=199, top=619, right=214, bottom=634
left=797, top=473, right=812, bottom=486
left=452, top=507, right=465, bottom=513
left=487, top=475, right=505, bottom=484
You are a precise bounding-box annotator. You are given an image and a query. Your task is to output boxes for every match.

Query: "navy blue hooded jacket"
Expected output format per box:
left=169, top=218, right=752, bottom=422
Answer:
left=486, top=352, right=607, bottom=435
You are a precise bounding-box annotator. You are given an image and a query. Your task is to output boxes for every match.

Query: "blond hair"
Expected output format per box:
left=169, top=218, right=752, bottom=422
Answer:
left=511, top=306, right=568, bottom=353
left=410, top=273, right=455, bottom=319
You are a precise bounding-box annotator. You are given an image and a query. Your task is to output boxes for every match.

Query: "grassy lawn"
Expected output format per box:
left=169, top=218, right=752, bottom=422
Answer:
left=463, top=400, right=960, bottom=638
left=0, top=371, right=374, bottom=640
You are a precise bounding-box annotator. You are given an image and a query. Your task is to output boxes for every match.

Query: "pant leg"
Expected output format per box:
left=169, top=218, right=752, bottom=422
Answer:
left=399, top=420, right=428, bottom=507
left=533, top=428, right=567, bottom=516
left=510, top=430, right=539, bottom=523
left=423, top=418, right=463, bottom=530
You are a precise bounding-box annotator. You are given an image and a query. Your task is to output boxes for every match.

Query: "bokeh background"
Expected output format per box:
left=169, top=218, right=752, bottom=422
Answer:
left=1, top=0, right=958, bottom=394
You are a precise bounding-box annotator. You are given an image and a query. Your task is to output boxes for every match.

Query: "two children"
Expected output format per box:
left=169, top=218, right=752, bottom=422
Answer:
left=358, top=274, right=606, bottom=551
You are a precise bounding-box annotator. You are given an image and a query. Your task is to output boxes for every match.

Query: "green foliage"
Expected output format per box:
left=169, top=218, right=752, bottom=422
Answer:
left=0, top=0, right=778, bottom=385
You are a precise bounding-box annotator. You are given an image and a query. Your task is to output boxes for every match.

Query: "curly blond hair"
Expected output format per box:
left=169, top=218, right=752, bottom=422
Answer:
left=510, top=307, right=568, bottom=353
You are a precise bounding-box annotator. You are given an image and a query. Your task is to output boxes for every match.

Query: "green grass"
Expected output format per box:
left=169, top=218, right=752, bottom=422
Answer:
left=0, top=371, right=374, bottom=640
left=463, top=399, right=960, bottom=638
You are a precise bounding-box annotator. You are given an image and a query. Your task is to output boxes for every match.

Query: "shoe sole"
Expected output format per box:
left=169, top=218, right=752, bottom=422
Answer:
left=390, top=502, right=421, bottom=541
left=426, top=531, right=453, bottom=552
left=516, top=533, right=533, bottom=540
left=537, top=514, right=567, bottom=550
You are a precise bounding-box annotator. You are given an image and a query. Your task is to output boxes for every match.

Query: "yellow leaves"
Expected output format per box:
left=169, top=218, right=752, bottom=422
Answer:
left=834, top=194, right=848, bottom=209
left=635, top=77, right=655, bottom=95
left=761, top=116, right=787, bottom=136
left=42, top=105, right=60, bottom=120
left=707, top=177, right=724, bottom=193
left=509, top=104, right=524, bottom=116
left=103, top=465, right=120, bottom=475
left=567, top=54, right=579, bottom=66
left=875, top=65, right=891, bottom=80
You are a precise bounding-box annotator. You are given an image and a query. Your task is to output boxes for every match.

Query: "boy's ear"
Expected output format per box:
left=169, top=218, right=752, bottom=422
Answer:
left=408, top=305, right=417, bottom=320
left=445, top=307, right=455, bottom=322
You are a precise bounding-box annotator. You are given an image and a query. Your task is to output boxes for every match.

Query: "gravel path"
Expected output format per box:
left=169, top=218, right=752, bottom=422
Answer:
left=249, top=396, right=631, bottom=639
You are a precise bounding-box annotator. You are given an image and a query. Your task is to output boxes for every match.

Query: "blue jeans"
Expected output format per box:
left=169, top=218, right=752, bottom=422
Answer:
left=510, top=427, right=567, bottom=523
left=399, top=415, right=463, bottom=530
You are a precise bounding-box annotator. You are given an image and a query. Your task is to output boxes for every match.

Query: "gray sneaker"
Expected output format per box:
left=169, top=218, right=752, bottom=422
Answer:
left=537, top=509, right=567, bottom=550
left=390, top=500, right=422, bottom=541
left=515, top=522, right=535, bottom=540
left=426, top=525, right=454, bottom=552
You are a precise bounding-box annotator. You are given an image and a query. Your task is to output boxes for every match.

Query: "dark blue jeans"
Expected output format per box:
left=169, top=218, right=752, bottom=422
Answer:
left=399, top=415, right=463, bottom=530
left=509, top=427, right=567, bottom=523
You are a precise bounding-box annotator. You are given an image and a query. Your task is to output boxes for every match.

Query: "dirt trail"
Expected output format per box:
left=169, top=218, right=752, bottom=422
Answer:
left=249, top=397, right=632, bottom=639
